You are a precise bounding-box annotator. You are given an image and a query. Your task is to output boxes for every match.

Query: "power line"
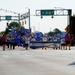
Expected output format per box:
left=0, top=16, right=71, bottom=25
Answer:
left=0, top=8, right=19, bottom=14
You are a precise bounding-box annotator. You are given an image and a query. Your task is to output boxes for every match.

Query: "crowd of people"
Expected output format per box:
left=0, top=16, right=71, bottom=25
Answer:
left=60, top=34, right=71, bottom=50
left=0, top=33, right=74, bottom=51
left=0, top=34, right=30, bottom=50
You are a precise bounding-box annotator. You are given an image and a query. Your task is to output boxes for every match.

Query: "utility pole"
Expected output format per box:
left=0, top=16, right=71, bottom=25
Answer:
left=28, top=8, right=30, bottom=30
left=25, top=7, right=31, bottom=30
left=18, top=13, right=21, bottom=29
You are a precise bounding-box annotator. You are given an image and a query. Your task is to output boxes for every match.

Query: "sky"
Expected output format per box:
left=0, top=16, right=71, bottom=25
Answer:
left=0, top=0, right=75, bottom=33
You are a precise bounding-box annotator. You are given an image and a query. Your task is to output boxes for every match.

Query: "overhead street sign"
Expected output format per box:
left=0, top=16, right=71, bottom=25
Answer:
left=0, top=16, right=1, bottom=21
left=36, top=9, right=72, bottom=16
left=41, top=10, right=54, bottom=16
left=0, top=16, right=19, bottom=21
left=5, top=16, right=11, bottom=20
left=68, top=9, right=72, bottom=15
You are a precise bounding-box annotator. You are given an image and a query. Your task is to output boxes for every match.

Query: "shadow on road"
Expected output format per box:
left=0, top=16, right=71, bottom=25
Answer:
left=69, top=62, right=75, bottom=65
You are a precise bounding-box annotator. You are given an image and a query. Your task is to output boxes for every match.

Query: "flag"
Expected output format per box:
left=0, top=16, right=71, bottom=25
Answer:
left=35, top=31, right=42, bottom=41
left=24, top=28, right=30, bottom=35
left=11, top=28, right=16, bottom=37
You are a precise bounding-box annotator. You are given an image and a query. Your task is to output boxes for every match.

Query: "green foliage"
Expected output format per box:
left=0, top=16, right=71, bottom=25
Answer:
left=5, top=21, right=25, bottom=35
left=5, top=21, right=19, bottom=34
left=48, top=28, right=61, bottom=36
left=0, top=31, right=5, bottom=35
left=53, top=28, right=61, bottom=34
left=70, top=16, right=75, bottom=36
left=48, top=31, right=54, bottom=36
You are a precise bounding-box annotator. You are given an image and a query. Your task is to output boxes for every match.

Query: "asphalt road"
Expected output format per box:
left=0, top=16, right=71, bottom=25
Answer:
left=0, top=46, right=75, bottom=75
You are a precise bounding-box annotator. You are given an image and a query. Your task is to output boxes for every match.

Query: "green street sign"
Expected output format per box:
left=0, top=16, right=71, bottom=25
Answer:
left=5, top=16, right=11, bottom=20
left=41, top=10, right=54, bottom=16
left=0, top=16, right=1, bottom=21
left=68, top=9, right=72, bottom=15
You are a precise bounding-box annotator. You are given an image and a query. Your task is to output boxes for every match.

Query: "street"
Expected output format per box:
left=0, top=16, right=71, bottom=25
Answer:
left=0, top=46, right=75, bottom=75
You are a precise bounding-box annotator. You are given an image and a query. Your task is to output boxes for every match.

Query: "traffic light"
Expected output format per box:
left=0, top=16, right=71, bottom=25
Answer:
left=25, top=20, right=26, bottom=24
left=21, top=21, right=24, bottom=26
left=6, top=22, right=9, bottom=26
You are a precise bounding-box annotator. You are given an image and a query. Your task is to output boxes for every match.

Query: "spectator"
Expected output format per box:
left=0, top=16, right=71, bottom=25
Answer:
left=65, top=34, right=71, bottom=50
left=1, top=34, right=7, bottom=51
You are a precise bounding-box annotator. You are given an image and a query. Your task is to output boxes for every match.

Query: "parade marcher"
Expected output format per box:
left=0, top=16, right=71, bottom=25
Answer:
left=7, top=35, right=12, bottom=49
left=31, top=37, right=36, bottom=41
left=60, top=37, right=66, bottom=50
left=11, top=35, right=16, bottom=49
left=65, top=34, right=71, bottom=50
left=53, top=37, right=58, bottom=49
left=20, top=36, right=25, bottom=47
left=42, top=35, right=48, bottom=50
left=53, top=36, right=60, bottom=50
left=7, top=35, right=11, bottom=49
left=0, top=34, right=2, bottom=46
left=25, top=35, right=30, bottom=50
left=1, top=34, right=7, bottom=51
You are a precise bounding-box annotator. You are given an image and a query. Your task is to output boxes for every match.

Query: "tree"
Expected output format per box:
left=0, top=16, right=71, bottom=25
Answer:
left=48, top=31, right=54, bottom=36
left=5, top=22, right=20, bottom=34
left=70, top=16, right=75, bottom=36
left=48, top=28, right=61, bottom=36
left=5, top=21, right=26, bottom=36
left=53, top=28, right=61, bottom=35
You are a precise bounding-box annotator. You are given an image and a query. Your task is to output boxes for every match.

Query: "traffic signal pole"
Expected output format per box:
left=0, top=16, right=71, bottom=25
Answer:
left=28, top=8, right=30, bottom=30
left=18, top=13, right=21, bottom=29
